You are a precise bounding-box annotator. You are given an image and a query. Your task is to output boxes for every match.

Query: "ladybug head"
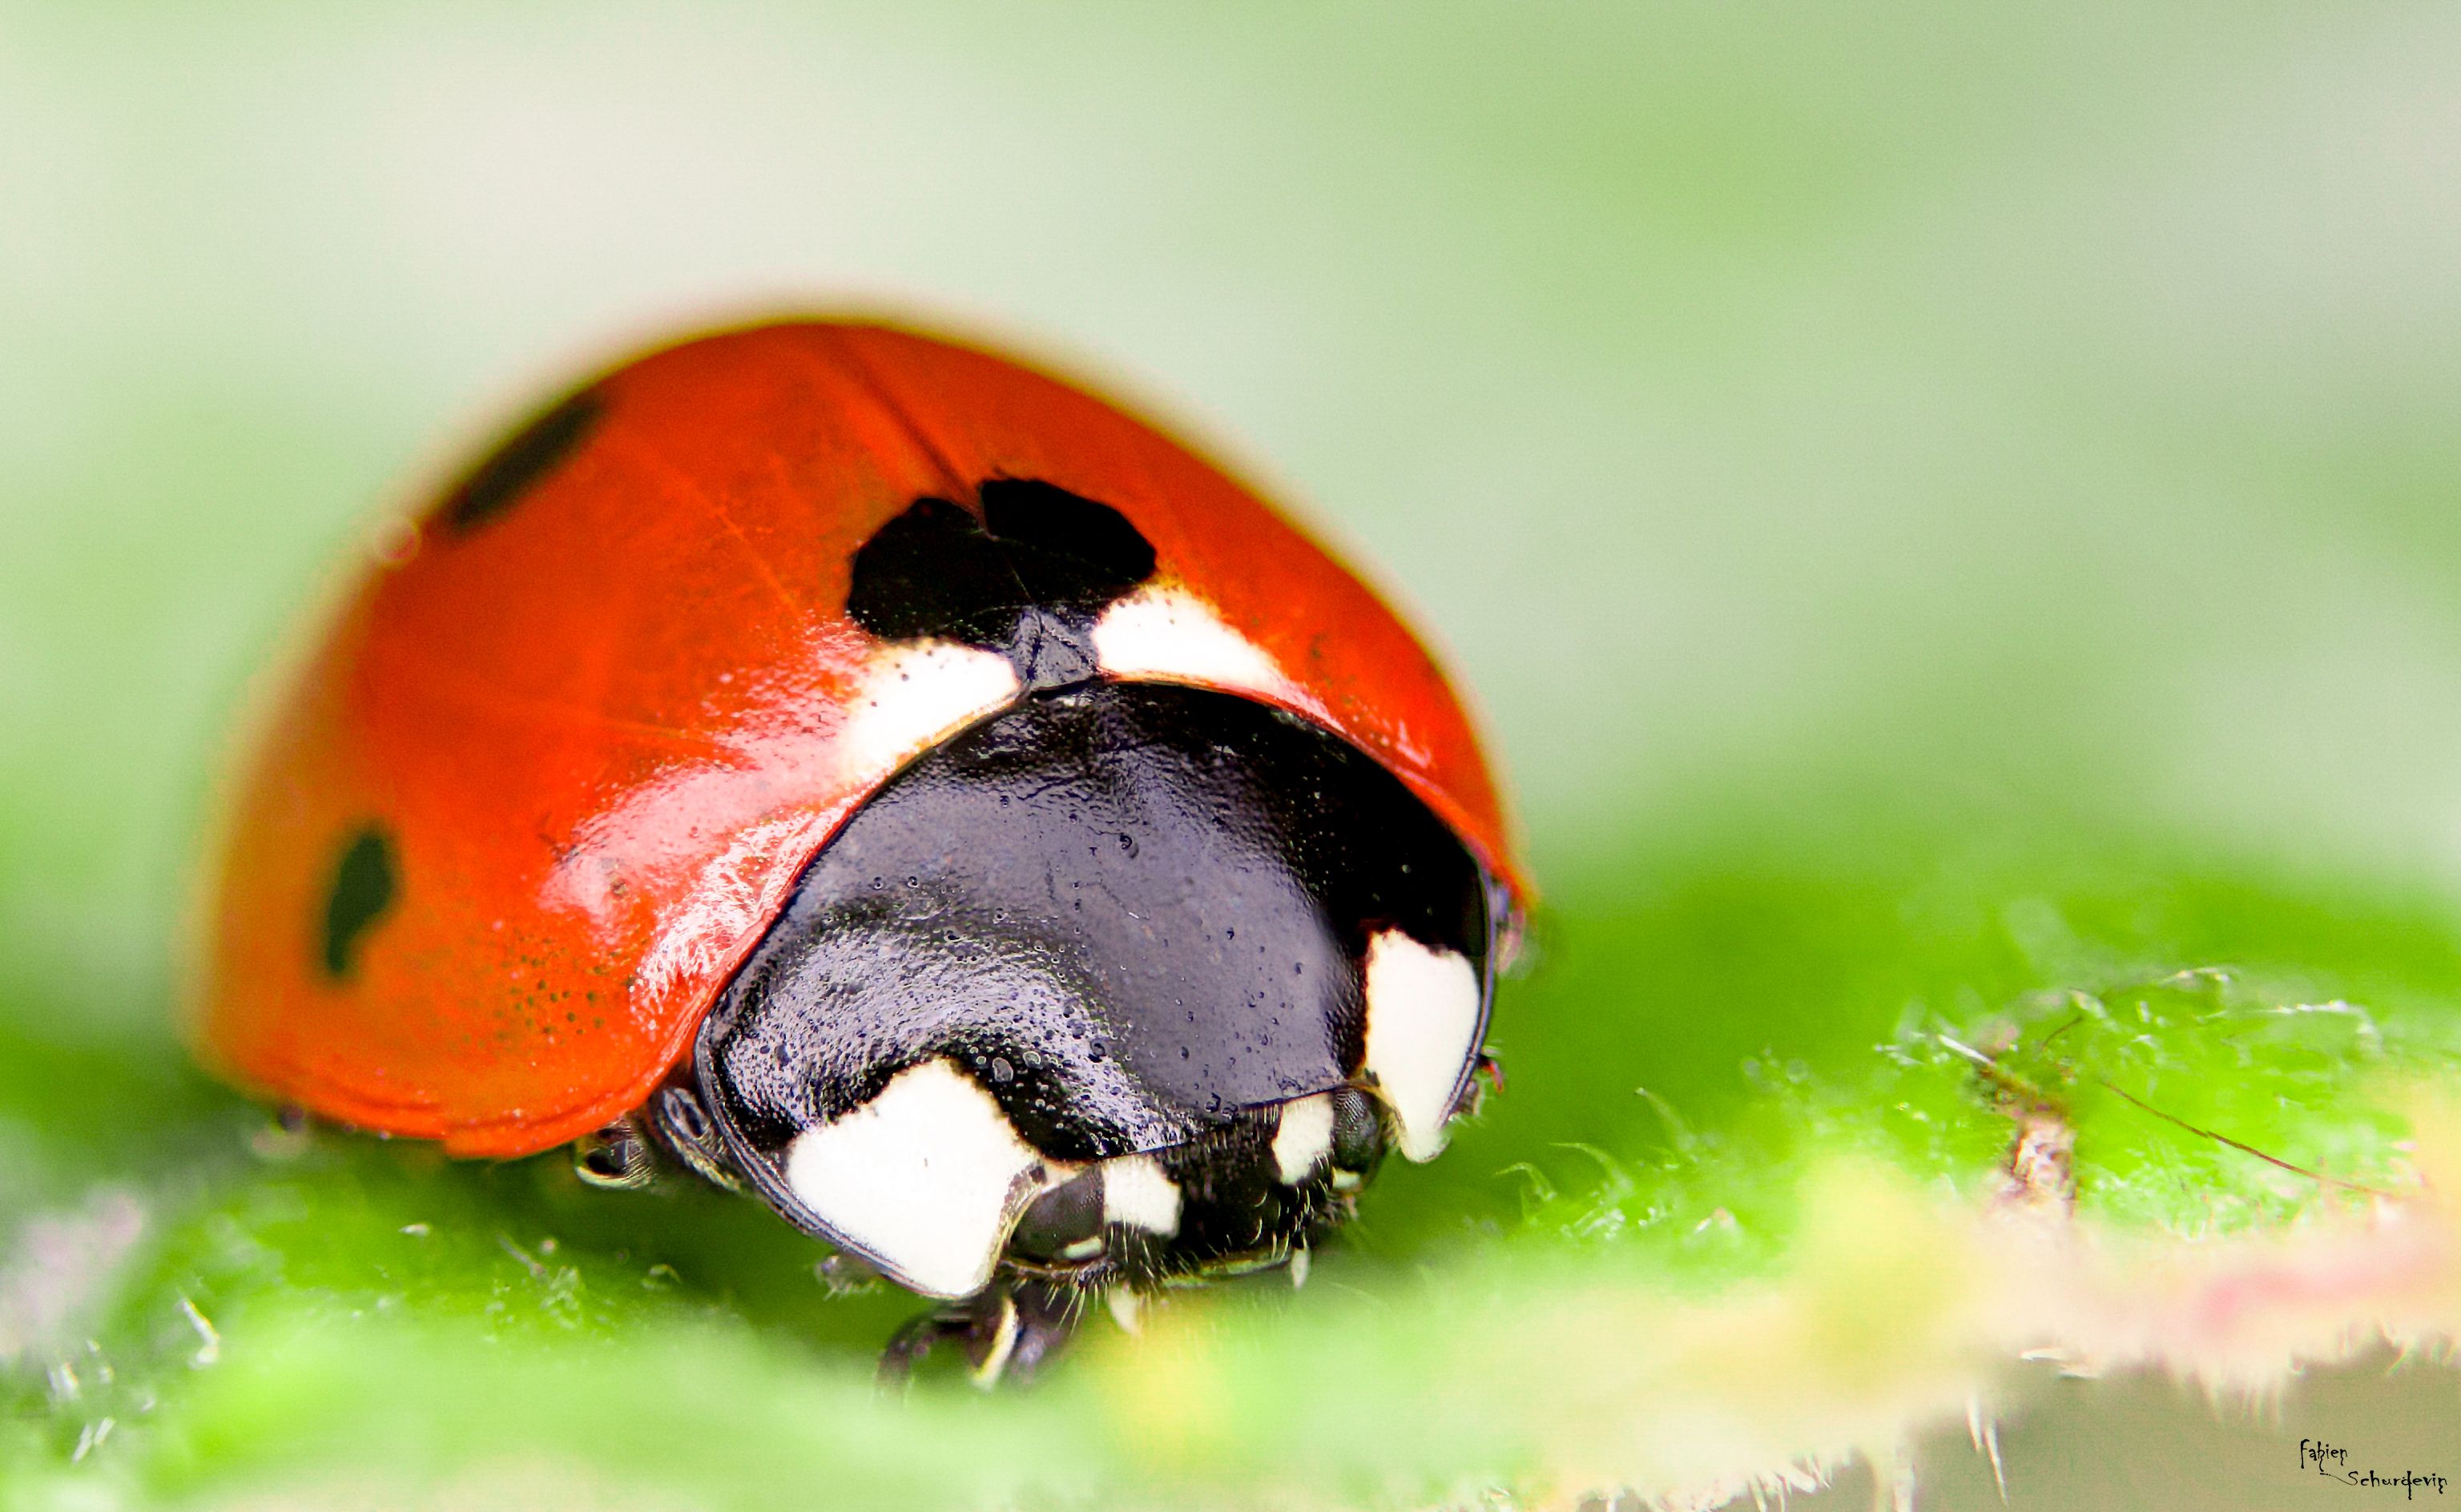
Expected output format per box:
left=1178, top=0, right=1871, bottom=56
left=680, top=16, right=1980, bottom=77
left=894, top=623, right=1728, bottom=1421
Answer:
left=687, top=681, right=1501, bottom=1300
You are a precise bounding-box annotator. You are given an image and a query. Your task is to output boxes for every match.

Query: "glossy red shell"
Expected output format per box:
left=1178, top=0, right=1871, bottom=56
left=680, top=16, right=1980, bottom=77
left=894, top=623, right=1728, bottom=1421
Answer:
left=193, top=322, right=1522, bottom=1156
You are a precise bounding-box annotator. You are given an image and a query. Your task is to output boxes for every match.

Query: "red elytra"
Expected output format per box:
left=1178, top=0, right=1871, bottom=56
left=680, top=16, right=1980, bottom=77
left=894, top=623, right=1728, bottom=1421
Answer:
left=193, top=321, right=1524, bottom=1157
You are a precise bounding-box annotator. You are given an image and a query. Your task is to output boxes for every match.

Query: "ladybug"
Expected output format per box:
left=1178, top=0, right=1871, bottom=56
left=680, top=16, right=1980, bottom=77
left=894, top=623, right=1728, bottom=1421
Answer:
left=193, top=321, right=1525, bottom=1381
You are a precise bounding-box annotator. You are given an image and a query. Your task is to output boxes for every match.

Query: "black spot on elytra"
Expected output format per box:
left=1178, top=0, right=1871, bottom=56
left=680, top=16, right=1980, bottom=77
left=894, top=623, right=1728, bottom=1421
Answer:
left=845, top=479, right=1157, bottom=690
left=979, top=477, right=1156, bottom=590
left=320, top=825, right=398, bottom=982
left=438, top=388, right=605, bottom=533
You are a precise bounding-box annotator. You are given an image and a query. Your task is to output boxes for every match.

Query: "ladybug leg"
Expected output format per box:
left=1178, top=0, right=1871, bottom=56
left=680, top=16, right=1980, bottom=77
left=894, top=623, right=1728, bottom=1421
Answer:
left=997, top=1277, right=1087, bottom=1385
left=876, top=1277, right=1088, bottom=1389
left=576, top=1085, right=748, bottom=1194
left=571, top=1114, right=657, bottom=1189
left=646, top=1083, right=743, bottom=1193
left=876, top=1302, right=976, bottom=1385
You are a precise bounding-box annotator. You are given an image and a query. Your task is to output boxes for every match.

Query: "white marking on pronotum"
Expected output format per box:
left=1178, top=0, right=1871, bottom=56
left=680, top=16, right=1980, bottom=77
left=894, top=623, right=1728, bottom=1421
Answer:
left=1359, top=930, right=1483, bottom=1163
left=839, top=638, right=1020, bottom=777
left=783, top=1058, right=1042, bottom=1299
left=1101, top=1155, right=1182, bottom=1236
left=1271, top=1093, right=1335, bottom=1184
left=1091, top=586, right=1305, bottom=706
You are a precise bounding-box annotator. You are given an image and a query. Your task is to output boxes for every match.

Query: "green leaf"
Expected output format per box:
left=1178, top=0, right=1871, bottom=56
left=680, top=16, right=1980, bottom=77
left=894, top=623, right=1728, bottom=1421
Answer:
left=7, top=810, right=2459, bottom=1508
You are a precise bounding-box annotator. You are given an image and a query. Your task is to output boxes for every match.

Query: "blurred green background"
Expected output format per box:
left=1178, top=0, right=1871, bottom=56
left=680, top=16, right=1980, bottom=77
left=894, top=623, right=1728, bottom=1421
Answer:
left=6, top=2, right=2461, bottom=1507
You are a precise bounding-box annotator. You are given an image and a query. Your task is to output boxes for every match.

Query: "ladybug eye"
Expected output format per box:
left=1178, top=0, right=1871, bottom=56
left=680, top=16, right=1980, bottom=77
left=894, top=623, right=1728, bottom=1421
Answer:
left=1007, top=1167, right=1104, bottom=1264
left=573, top=1116, right=656, bottom=1189
left=1328, top=1085, right=1385, bottom=1188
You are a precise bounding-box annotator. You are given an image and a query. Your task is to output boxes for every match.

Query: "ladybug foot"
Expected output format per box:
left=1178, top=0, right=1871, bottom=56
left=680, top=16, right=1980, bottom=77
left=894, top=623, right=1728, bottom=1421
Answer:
left=877, top=1277, right=1086, bottom=1389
